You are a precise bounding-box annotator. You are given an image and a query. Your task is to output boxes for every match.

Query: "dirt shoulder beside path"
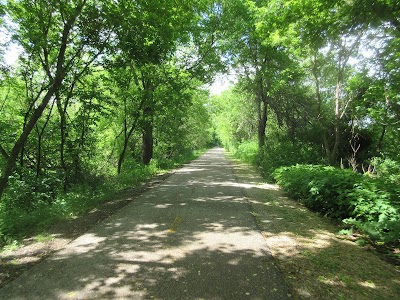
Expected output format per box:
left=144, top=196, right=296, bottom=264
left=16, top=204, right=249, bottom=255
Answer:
left=226, top=153, right=400, bottom=300
left=3, top=149, right=397, bottom=300
left=0, top=172, right=172, bottom=289
left=0, top=148, right=292, bottom=299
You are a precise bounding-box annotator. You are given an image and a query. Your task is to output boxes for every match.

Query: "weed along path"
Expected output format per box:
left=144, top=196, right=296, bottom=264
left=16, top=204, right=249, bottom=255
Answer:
left=0, top=148, right=292, bottom=299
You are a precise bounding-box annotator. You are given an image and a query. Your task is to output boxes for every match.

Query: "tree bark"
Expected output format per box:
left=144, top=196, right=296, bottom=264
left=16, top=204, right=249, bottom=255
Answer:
left=256, top=74, right=268, bottom=149
left=142, top=105, right=154, bottom=165
left=311, top=54, right=331, bottom=162
left=35, top=127, right=43, bottom=178
left=139, top=75, right=155, bottom=166
left=0, top=144, right=9, bottom=160
left=0, top=82, right=62, bottom=199
left=330, top=60, right=345, bottom=165
left=0, top=3, right=83, bottom=200
left=55, top=92, right=68, bottom=191
left=257, top=94, right=268, bottom=149
left=35, top=99, right=55, bottom=178
left=117, top=92, right=146, bottom=174
left=377, top=124, right=386, bottom=153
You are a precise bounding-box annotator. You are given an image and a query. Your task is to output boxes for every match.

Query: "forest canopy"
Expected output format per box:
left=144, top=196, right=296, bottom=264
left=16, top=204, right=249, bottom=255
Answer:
left=209, top=0, right=400, bottom=245
left=0, top=0, right=399, bottom=245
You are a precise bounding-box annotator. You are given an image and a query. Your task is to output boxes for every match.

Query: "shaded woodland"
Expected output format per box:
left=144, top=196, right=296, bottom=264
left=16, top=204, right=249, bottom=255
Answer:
left=0, top=1, right=399, bottom=246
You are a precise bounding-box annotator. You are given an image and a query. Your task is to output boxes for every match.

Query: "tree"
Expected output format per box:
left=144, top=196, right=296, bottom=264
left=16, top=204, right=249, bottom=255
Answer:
left=0, top=0, right=113, bottom=199
left=254, top=0, right=365, bottom=164
left=210, top=88, right=257, bottom=149
left=220, top=0, right=311, bottom=149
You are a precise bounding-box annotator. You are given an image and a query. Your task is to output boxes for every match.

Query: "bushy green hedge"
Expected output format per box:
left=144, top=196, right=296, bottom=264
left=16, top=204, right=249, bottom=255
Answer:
left=273, top=165, right=400, bottom=244
left=258, top=138, right=322, bottom=180
left=234, top=141, right=259, bottom=164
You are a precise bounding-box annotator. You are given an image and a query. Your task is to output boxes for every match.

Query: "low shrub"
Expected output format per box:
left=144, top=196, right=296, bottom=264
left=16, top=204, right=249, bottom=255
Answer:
left=273, top=165, right=400, bottom=244
left=370, top=157, right=400, bottom=184
left=258, top=139, right=322, bottom=180
left=0, top=150, right=203, bottom=247
left=234, top=140, right=259, bottom=164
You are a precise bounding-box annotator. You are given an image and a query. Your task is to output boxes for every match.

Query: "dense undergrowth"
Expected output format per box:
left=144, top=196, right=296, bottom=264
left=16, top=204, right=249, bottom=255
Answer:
left=273, top=165, right=400, bottom=246
left=0, top=150, right=202, bottom=248
left=231, top=141, right=400, bottom=249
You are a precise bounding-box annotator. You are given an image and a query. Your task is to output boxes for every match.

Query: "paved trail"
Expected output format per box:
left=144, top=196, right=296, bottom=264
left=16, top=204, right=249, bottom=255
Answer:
left=0, top=148, right=291, bottom=299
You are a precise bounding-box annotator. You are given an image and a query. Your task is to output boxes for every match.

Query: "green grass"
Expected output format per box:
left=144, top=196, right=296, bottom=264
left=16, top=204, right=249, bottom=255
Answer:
left=273, top=164, right=400, bottom=245
left=34, top=233, right=55, bottom=243
left=227, top=153, right=400, bottom=300
left=0, top=149, right=205, bottom=249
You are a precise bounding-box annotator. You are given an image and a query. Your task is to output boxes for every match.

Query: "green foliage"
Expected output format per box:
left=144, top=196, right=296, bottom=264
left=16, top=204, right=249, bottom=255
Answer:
left=1, top=0, right=400, bottom=256
left=239, top=111, right=323, bottom=180
left=153, top=150, right=204, bottom=170
left=111, top=160, right=159, bottom=191
left=273, top=165, right=400, bottom=244
left=210, top=88, right=257, bottom=150
left=4, top=170, right=61, bottom=212
left=370, top=157, right=400, bottom=184
left=153, top=86, right=212, bottom=161
left=259, top=135, right=322, bottom=179
left=0, top=151, right=202, bottom=246
left=0, top=0, right=219, bottom=246
left=234, top=140, right=258, bottom=164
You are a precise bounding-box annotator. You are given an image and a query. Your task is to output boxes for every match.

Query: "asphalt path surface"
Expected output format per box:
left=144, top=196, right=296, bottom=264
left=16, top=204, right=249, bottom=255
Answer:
left=0, top=148, right=292, bottom=299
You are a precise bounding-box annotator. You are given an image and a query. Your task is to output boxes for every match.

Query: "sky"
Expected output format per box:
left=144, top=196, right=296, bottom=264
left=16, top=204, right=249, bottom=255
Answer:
left=4, top=43, right=21, bottom=65
left=2, top=36, right=238, bottom=96
left=208, top=72, right=237, bottom=95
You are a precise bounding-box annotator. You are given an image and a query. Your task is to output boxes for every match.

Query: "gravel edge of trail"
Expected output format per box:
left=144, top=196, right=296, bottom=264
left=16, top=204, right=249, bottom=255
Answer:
left=0, top=170, right=177, bottom=289
left=224, top=152, right=400, bottom=300
left=0, top=148, right=294, bottom=299
left=223, top=153, right=296, bottom=293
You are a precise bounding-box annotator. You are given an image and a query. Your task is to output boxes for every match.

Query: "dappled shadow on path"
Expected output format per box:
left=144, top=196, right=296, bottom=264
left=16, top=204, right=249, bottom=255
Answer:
left=0, top=172, right=174, bottom=289
left=0, top=148, right=291, bottom=299
left=228, top=155, right=400, bottom=300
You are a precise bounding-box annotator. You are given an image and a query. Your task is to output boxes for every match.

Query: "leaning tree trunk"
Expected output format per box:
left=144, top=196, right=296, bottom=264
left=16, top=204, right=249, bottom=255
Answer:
left=0, top=81, right=62, bottom=199
left=117, top=97, right=145, bottom=174
left=0, top=5, right=81, bottom=200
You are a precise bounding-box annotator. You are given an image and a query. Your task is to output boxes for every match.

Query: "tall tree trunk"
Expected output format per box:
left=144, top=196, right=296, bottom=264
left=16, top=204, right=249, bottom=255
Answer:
left=117, top=121, right=139, bottom=174
left=330, top=68, right=344, bottom=165
left=140, top=76, right=155, bottom=166
left=142, top=105, right=154, bottom=165
left=36, top=130, right=43, bottom=178
left=329, top=35, right=361, bottom=165
left=20, top=72, right=37, bottom=170
left=56, top=92, right=68, bottom=191
left=311, top=53, right=332, bottom=162
left=330, top=116, right=341, bottom=164
left=118, top=97, right=129, bottom=175
left=256, top=76, right=268, bottom=149
left=257, top=94, right=268, bottom=149
left=0, top=82, right=62, bottom=199
left=20, top=106, right=33, bottom=169
left=35, top=99, right=55, bottom=178
left=377, top=125, right=386, bottom=153
left=117, top=97, right=145, bottom=174
left=0, top=4, right=81, bottom=200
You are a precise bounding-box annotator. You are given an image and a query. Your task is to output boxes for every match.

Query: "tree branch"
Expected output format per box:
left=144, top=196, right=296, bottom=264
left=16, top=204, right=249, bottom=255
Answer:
left=0, top=143, right=9, bottom=160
